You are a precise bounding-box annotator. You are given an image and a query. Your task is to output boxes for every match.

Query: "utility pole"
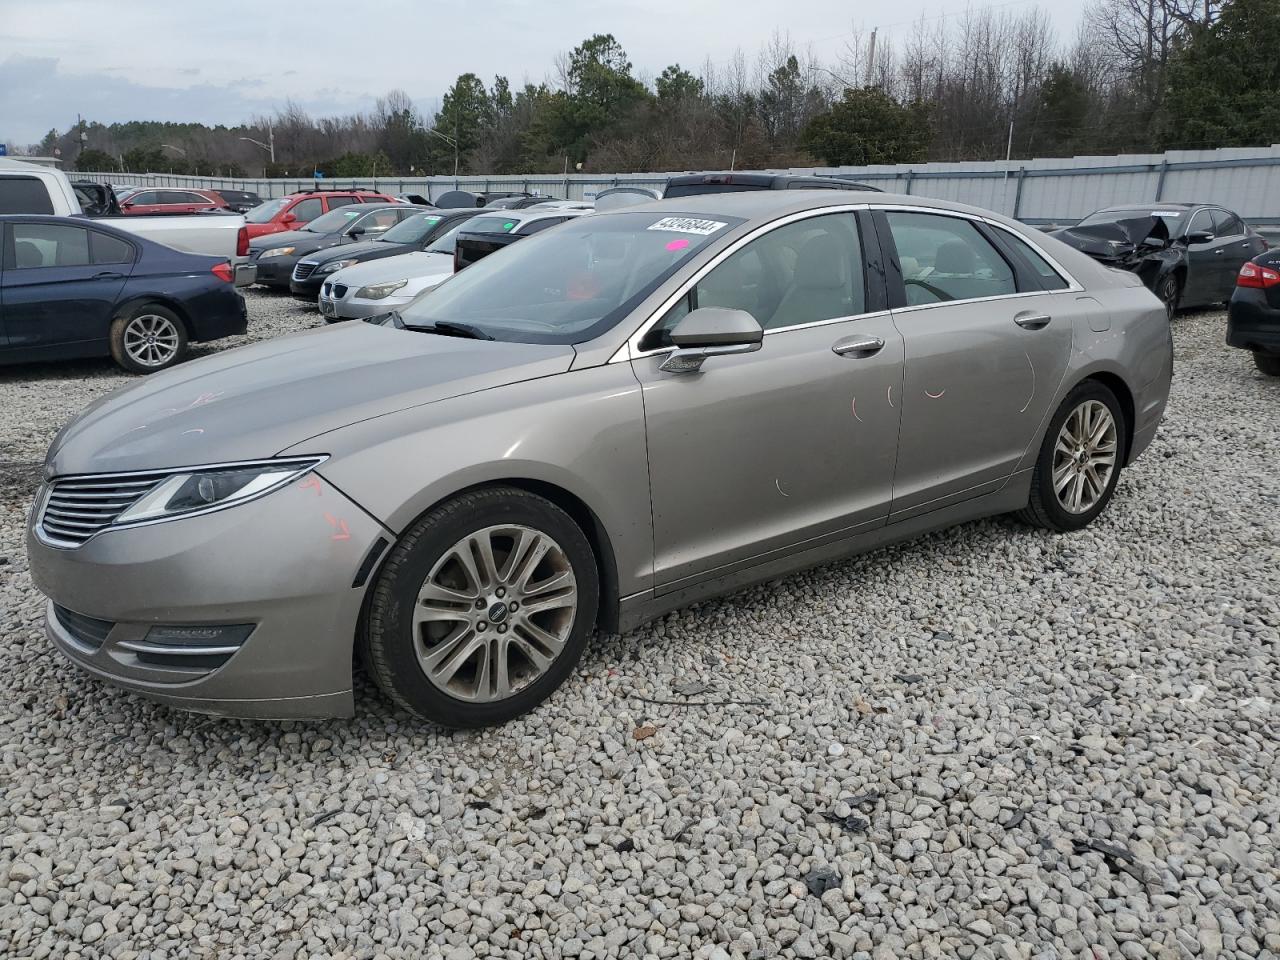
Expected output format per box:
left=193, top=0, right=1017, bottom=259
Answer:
left=865, top=29, right=878, bottom=87
left=1005, top=120, right=1015, bottom=163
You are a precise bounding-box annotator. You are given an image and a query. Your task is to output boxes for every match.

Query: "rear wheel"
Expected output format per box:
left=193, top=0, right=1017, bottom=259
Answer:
left=1017, top=381, right=1127, bottom=532
left=1156, top=273, right=1181, bottom=321
left=1253, top=351, right=1280, bottom=376
left=362, top=487, right=599, bottom=727
left=109, top=304, right=188, bottom=374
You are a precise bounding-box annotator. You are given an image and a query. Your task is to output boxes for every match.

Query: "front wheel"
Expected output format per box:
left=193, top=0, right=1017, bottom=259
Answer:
left=1253, top=351, right=1280, bottom=376
left=109, top=304, right=188, bottom=374
left=362, top=487, right=599, bottom=727
left=1156, top=273, right=1181, bottom=321
left=1017, top=381, right=1127, bottom=532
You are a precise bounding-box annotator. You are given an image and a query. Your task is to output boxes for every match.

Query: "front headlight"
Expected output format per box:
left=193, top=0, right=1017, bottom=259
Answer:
left=258, top=246, right=296, bottom=258
left=356, top=279, right=408, bottom=300
left=319, top=259, right=357, bottom=274
left=115, top=458, right=325, bottom=526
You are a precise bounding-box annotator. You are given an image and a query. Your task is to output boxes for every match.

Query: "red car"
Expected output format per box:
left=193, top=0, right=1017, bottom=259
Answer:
left=242, top=189, right=397, bottom=239
left=119, top=188, right=230, bottom=215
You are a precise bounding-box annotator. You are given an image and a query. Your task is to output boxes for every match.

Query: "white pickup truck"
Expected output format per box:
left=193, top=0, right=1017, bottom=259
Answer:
left=0, top=159, right=253, bottom=283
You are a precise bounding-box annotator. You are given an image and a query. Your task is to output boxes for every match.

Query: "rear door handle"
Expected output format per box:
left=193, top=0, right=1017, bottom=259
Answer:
left=832, top=335, right=885, bottom=358
left=1014, top=311, right=1052, bottom=330
left=92, top=271, right=124, bottom=280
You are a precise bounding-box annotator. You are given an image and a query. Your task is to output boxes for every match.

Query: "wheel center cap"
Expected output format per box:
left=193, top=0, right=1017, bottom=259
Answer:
left=487, top=601, right=509, bottom=624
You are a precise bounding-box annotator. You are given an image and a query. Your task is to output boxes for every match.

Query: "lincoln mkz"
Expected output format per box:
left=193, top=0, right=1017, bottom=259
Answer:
left=28, top=192, right=1172, bottom=726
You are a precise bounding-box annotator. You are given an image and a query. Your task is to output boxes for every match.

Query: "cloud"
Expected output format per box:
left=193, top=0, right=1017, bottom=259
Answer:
left=0, top=55, right=378, bottom=143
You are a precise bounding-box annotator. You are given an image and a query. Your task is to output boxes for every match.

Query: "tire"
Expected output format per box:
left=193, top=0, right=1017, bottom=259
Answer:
left=1017, top=380, right=1127, bottom=532
left=109, top=304, right=188, bottom=374
left=362, top=486, right=600, bottom=727
left=1156, top=273, right=1181, bottom=321
left=1253, top=351, right=1280, bottom=376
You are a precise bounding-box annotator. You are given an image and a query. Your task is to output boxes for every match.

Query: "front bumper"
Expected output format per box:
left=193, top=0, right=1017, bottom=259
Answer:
left=251, top=256, right=299, bottom=288
left=320, top=288, right=416, bottom=321
left=1227, top=289, right=1280, bottom=353
left=27, top=473, right=389, bottom=719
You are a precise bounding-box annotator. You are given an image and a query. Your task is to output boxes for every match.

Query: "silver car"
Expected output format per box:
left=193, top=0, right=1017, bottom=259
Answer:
left=27, top=192, right=1172, bottom=727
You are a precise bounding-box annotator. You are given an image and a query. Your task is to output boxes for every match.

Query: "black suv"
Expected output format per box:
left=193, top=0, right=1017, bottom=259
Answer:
left=289, top=208, right=481, bottom=301
left=662, top=172, right=881, bottom=198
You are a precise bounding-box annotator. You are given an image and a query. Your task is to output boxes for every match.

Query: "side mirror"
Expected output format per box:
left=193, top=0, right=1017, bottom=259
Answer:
left=1184, top=230, right=1214, bottom=245
left=348, top=227, right=364, bottom=238
left=121, top=200, right=134, bottom=209
left=282, top=212, right=297, bottom=224
left=661, top=307, right=763, bottom=374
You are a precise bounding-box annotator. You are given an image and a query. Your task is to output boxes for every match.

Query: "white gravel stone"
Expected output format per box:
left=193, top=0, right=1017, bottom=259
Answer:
left=0, top=302, right=1277, bottom=959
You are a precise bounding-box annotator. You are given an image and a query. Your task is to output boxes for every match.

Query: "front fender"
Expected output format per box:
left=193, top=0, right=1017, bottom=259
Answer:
left=293, top=363, right=654, bottom=599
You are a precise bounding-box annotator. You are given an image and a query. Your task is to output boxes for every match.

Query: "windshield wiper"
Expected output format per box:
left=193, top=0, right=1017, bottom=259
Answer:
left=399, top=317, right=494, bottom=341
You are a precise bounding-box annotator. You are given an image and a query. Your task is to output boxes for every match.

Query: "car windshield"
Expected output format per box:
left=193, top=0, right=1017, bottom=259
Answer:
left=380, top=213, right=444, bottom=244
left=303, top=208, right=366, bottom=233
left=245, top=198, right=289, bottom=222
left=1077, top=208, right=1186, bottom=231
left=397, top=211, right=742, bottom=344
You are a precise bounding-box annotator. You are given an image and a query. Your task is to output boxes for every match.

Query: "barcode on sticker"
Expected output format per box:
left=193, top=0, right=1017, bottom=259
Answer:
left=647, top=217, right=727, bottom=236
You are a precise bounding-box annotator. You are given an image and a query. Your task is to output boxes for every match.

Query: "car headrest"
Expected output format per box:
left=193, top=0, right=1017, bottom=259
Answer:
left=794, top=235, right=847, bottom=289
left=934, top=239, right=975, bottom=275
left=14, top=239, right=44, bottom=268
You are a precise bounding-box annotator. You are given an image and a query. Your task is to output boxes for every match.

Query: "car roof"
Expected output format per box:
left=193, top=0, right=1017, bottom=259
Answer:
left=468, top=207, right=582, bottom=223
left=1097, top=202, right=1196, bottom=211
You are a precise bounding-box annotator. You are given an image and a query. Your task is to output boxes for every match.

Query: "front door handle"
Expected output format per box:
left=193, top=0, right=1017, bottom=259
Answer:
left=1014, top=311, right=1052, bottom=330
left=832, top=335, right=884, bottom=358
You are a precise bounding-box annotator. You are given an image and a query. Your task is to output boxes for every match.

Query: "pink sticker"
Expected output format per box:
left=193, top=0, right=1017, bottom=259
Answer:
left=665, top=238, right=690, bottom=252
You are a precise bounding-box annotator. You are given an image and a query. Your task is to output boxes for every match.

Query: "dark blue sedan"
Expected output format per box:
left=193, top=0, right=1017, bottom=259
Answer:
left=1, top=215, right=248, bottom=374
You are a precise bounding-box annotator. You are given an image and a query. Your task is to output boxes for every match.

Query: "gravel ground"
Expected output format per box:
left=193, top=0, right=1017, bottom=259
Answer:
left=1, top=295, right=1277, bottom=960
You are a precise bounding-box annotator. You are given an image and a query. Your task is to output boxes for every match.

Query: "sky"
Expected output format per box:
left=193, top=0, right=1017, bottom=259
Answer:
left=0, top=0, right=1088, bottom=146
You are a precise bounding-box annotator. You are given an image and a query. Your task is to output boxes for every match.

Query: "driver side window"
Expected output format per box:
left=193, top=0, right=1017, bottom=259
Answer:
left=645, top=212, right=864, bottom=348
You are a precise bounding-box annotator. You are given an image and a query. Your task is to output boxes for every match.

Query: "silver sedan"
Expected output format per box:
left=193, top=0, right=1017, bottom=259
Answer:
left=27, top=191, right=1172, bottom=727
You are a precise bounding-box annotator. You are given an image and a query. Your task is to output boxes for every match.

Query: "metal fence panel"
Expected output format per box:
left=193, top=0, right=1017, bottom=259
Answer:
left=82, top=143, right=1280, bottom=224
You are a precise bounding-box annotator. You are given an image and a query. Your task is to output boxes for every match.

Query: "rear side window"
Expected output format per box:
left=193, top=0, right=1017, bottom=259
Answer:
left=328, top=196, right=358, bottom=208
left=0, top=177, right=56, bottom=214
left=884, top=211, right=1015, bottom=305
left=91, top=232, right=134, bottom=265
left=10, top=223, right=91, bottom=268
left=520, top=217, right=567, bottom=234
left=997, top=228, right=1070, bottom=291
left=1212, top=209, right=1244, bottom=237
left=289, top=198, right=323, bottom=221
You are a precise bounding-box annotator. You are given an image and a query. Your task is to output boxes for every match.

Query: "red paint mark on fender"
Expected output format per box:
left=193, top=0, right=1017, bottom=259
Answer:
left=324, top=513, right=351, bottom=541
left=299, top=476, right=323, bottom=496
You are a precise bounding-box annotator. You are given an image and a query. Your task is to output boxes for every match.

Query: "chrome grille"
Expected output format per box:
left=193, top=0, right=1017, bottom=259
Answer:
left=39, top=471, right=169, bottom=546
left=292, top=260, right=318, bottom=281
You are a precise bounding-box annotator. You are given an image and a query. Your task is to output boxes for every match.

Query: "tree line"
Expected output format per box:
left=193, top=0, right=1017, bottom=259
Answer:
left=28, top=0, right=1280, bottom=179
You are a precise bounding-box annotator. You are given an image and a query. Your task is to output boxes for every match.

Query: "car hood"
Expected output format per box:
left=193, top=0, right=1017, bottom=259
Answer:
left=310, top=238, right=405, bottom=264
left=330, top=251, right=454, bottom=286
left=1051, top=217, right=1172, bottom=262
left=46, top=323, right=576, bottom=476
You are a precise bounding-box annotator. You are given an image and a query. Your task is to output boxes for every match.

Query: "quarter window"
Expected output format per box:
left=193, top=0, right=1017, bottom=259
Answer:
left=10, top=223, right=91, bottom=268
left=0, top=176, right=56, bottom=215
left=91, top=232, right=134, bottom=265
left=997, top=228, right=1070, bottom=291
left=884, top=211, right=1015, bottom=305
left=1212, top=209, right=1244, bottom=237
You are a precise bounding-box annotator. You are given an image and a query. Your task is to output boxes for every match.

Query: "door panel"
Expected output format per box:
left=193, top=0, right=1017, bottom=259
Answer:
left=888, top=293, right=1077, bottom=516
left=2, top=223, right=126, bottom=352
left=634, top=316, right=904, bottom=590
left=1183, top=209, right=1219, bottom=306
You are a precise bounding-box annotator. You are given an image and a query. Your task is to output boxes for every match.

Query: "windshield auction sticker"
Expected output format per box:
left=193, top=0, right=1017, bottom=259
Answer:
left=647, top=217, right=728, bottom=236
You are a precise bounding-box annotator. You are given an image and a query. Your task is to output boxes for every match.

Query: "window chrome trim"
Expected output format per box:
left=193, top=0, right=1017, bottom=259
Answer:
left=610, top=201, right=1087, bottom=362
left=873, top=203, right=1086, bottom=295
left=612, top=203, right=872, bottom=362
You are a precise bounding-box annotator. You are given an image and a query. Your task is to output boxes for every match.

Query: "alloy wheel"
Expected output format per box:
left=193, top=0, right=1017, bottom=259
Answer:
left=123, top=314, right=181, bottom=368
left=1052, top=399, right=1118, bottom=514
left=413, top=524, right=578, bottom=702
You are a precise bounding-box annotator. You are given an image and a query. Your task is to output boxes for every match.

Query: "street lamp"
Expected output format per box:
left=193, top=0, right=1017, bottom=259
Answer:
left=425, top=126, right=459, bottom=177
left=240, top=124, right=275, bottom=165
